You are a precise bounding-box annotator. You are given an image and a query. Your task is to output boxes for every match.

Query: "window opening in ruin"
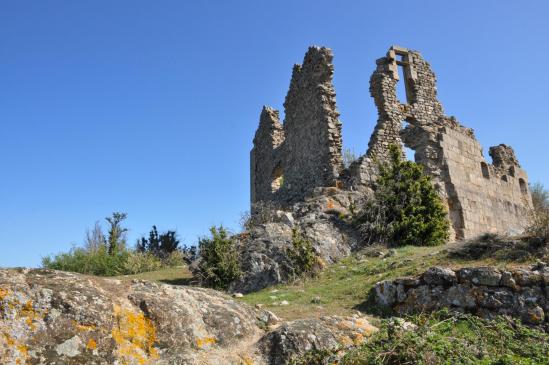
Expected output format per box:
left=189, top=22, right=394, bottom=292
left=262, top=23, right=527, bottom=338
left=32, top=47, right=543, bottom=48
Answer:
left=396, top=62, right=408, bottom=104
left=401, top=121, right=415, bottom=161
left=508, top=166, right=515, bottom=177
left=404, top=146, right=415, bottom=162
left=501, top=175, right=508, bottom=182
left=271, top=165, right=284, bottom=193
left=519, top=178, right=527, bottom=194
left=481, top=162, right=490, bottom=179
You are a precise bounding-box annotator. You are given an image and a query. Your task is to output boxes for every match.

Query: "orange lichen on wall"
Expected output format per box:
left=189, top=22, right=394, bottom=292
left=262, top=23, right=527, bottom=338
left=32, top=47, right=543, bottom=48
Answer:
left=111, top=304, right=158, bottom=365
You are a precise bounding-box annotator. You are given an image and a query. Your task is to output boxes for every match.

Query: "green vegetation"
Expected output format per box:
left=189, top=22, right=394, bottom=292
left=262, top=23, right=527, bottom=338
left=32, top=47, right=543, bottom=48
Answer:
left=287, top=228, right=318, bottom=278
left=292, top=310, right=549, bottom=365
left=196, top=226, right=241, bottom=290
left=42, top=212, right=187, bottom=276
left=136, top=225, right=182, bottom=258
left=42, top=245, right=130, bottom=276
left=528, top=182, right=549, bottom=242
left=239, top=238, right=545, bottom=321
left=116, top=266, right=193, bottom=286
left=356, top=144, right=449, bottom=247
left=342, top=147, right=358, bottom=168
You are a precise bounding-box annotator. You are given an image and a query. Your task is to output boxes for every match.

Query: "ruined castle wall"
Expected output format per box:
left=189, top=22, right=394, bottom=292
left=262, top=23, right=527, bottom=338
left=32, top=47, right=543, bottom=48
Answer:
left=251, top=47, right=343, bottom=206
left=438, top=129, right=531, bottom=238
left=356, top=46, right=532, bottom=239
left=250, top=106, right=285, bottom=204
left=252, top=45, right=532, bottom=240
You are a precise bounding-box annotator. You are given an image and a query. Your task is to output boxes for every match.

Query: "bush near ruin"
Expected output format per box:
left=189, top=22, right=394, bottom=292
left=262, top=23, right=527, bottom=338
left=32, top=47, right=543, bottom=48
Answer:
left=356, top=145, right=449, bottom=247
left=195, top=226, right=242, bottom=290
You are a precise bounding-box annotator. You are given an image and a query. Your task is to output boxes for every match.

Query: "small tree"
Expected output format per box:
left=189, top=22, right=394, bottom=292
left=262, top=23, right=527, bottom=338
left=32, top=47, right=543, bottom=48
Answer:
left=137, top=225, right=180, bottom=258
left=287, top=228, right=317, bottom=278
left=356, top=144, right=449, bottom=247
left=197, top=226, right=241, bottom=290
left=106, top=212, right=128, bottom=255
left=84, top=221, right=106, bottom=252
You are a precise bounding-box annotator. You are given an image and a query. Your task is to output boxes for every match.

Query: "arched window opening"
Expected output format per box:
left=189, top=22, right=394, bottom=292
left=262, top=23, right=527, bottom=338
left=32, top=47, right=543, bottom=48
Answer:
left=508, top=166, right=515, bottom=177
left=519, top=178, right=527, bottom=194
left=480, top=162, right=490, bottom=179
left=271, top=165, right=284, bottom=193
left=501, top=175, right=508, bottom=182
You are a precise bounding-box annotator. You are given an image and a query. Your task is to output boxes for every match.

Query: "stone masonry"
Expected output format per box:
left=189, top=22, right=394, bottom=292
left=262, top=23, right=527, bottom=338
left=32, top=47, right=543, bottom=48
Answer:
left=250, top=46, right=343, bottom=206
left=373, top=263, right=549, bottom=328
left=251, top=45, right=532, bottom=240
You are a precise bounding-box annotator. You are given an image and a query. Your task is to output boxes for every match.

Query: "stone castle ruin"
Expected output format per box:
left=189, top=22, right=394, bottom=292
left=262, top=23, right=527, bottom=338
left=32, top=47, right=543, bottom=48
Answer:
left=251, top=46, right=532, bottom=240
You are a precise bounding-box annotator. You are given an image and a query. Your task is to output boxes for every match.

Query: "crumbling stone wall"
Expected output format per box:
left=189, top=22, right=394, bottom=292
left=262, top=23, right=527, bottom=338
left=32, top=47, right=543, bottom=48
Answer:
left=250, top=106, right=285, bottom=204
left=374, top=264, right=549, bottom=327
left=250, top=46, right=343, bottom=206
left=350, top=46, right=532, bottom=239
left=251, top=45, right=532, bottom=239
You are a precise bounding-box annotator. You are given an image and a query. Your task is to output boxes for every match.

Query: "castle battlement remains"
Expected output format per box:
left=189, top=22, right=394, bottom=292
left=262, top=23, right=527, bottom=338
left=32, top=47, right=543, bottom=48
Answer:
left=251, top=46, right=532, bottom=240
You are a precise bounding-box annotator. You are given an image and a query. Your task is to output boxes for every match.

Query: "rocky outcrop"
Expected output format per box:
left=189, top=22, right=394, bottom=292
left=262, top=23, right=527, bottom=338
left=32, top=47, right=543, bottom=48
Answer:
left=0, top=269, right=376, bottom=364
left=228, top=188, right=366, bottom=294
left=373, top=263, right=549, bottom=329
left=259, top=316, right=377, bottom=365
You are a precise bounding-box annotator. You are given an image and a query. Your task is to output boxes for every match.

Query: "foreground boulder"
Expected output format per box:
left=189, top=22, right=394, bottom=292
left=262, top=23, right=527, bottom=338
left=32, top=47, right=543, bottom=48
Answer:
left=373, top=263, right=549, bottom=329
left=259, top=316, right=377, bottom=364
left=0, top=269, right=376, bottom=364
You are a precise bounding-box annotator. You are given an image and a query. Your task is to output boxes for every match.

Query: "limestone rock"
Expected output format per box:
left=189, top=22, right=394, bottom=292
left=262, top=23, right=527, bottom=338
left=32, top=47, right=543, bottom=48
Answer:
left=421, top=267, right=457, bottom=286
left=373, top=264, right=549, bottom=330
left=258, top=316, right=377, bottom=365
left=0, top=269, right=377, bottom=365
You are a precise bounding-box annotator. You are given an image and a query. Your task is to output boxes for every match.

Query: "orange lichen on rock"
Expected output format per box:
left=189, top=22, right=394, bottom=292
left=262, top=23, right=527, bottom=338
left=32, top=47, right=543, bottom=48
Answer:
left=73, top=320, right=96, bottom=332
left=196, top=336, right=217, bottom=349
left=0, top=287, right=8, bottom=301
left=87, top=338, right=97, bottom=350
left=111, top=304, right=158, bottom=365
left=338, top=335, right=354, bottom=347
left=21, top=300, right=38, bottom=330
left=1, top=332, right=29, bottom=364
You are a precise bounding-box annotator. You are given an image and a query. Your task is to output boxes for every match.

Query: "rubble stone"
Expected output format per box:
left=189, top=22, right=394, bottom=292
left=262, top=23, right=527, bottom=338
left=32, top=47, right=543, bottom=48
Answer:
left=373, top=264, right=549, bottom=330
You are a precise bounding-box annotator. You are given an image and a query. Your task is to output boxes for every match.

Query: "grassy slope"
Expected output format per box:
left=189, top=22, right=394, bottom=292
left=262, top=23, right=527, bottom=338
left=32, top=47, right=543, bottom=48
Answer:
left=238, top=241, right=543, bottom=321
left=117, top=240, right=542, bottom=322
left=116, top=265, right=193, bottom=285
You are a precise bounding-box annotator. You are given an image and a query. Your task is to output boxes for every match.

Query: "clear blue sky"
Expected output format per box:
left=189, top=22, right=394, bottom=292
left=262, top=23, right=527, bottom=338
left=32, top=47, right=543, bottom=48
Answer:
left=1, top=1, right=548, bottom=267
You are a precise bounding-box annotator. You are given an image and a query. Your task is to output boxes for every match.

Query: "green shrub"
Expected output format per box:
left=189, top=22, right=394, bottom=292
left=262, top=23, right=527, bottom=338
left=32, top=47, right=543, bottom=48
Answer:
left=337, top=310, right=549, bottom=365
left=42, top=246, right=130, bottom=276
left=162, top=250, right=187, bottom=267
left=287, top=228, right=317, bottom=278
left=123, top=251, right=162, bottom=275
left=197, top=226, right=241, bottom=290
left=527, top=182, right=549, bottom=242
left=356, top=145, right=449, bottom=247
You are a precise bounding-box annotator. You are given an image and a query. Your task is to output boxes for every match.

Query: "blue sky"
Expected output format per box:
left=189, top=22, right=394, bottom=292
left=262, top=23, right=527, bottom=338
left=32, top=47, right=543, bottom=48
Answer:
left=1, top=1, right=548, bottom=267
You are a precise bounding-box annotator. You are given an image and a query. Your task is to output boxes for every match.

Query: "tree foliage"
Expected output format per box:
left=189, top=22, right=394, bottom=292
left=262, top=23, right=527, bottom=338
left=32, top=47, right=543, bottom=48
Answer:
left=106, top=212, right=128, bottom=255
left=527, top=182, right=549, bottom=242
left=356, top=144, right=449, bottom=247
left=287, top=228, right=317, bottom=278
left=196, top=226, right=241, bottom=290
left=136, top=225, right=180, bottom=258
